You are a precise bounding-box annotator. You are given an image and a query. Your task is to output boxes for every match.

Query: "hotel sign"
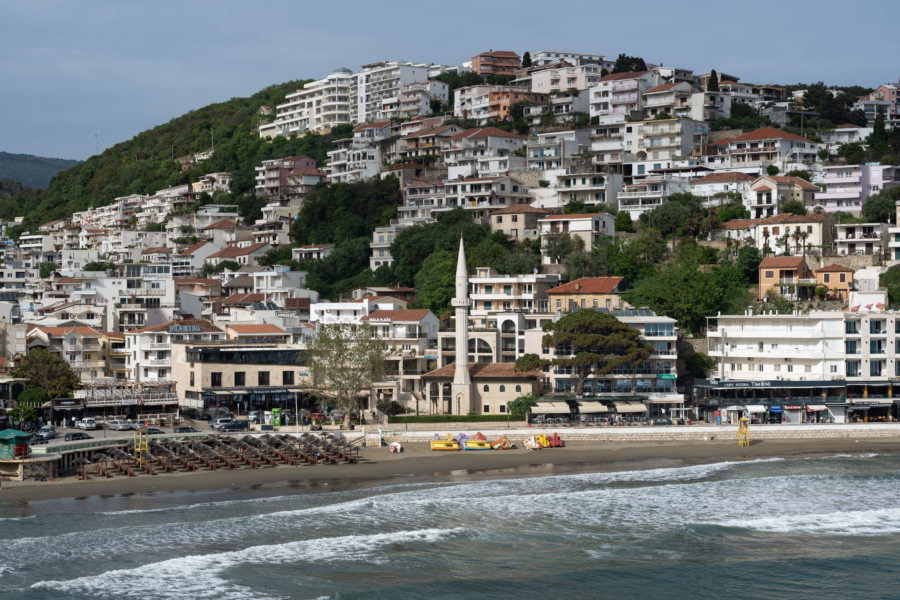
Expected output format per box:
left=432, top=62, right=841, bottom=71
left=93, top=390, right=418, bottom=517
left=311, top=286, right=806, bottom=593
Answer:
left=719, top=381, right=772, bottom=389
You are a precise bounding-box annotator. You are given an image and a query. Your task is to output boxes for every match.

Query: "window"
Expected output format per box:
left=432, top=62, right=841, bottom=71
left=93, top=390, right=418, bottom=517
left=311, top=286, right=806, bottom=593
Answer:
left=283, top=370, right=294, bottom=385
left=496, top=216, right=503, bottom=223
left=871, top=361, right=883, bottom=377
left=483, top=385, right=489, bottom=392
left=515, top=385, right=521, bottom=393
left=483, top=404, right=490, bottom=413
left=499, top=405, right=506, bottom=413
left=189, top=371, right=194, bottom=387
left=839, top=273, right=846, bottom=283
left=234, top=372, right=245, bottom=386
left=805, top=365, right=812, bottom=372
left=807, top=226, right=813, bottom=234
left=775, top=364, right=781, bottom=372
left=211, top=372, right=222, bottom=387
left=258, top=371, right=270, bottom=386
left=512, top=215, right=518, bottom=223
left=499, top=385, right=506, bottom=392
left=787, top=364, right=793, bottom=373
left=824, top=274, right=830, bottom=283
left=765, top=270, right=774, bottom=279
left=830, top=365, right=838, bottom=373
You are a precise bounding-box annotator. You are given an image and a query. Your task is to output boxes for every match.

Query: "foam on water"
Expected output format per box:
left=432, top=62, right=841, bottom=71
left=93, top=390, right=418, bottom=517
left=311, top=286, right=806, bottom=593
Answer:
left=32, top=527, right=472, bottom=600
left=710, top=507, right=900, bottom=536
left=0, top=515, right=36, bottom=521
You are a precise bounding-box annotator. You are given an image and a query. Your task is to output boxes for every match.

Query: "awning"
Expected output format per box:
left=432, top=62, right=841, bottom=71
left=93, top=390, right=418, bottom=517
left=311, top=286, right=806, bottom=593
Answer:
left=724, top=405, right=746, bottom=412
left=769, top=406, right=784, bottom=413
left=578, top=402, right=608, bottom=414
left=745, top=404, right=767, bottom=413
left=531, top=402, right=571, bottom=414
left=614, top=402, right=647, bottom=413
left=286, top=388, right=305, bottom=393
left=806, top=404, right=827, bottom=411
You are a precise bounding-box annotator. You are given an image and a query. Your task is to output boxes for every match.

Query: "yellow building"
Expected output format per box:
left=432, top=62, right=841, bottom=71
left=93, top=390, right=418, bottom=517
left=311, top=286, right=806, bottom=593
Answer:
left=546, top=277, right=626, bottom=313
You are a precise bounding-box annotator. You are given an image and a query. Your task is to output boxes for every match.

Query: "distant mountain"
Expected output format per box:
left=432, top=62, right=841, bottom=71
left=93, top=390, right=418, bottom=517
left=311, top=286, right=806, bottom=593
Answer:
left=0, top=151, right=82, bottom=189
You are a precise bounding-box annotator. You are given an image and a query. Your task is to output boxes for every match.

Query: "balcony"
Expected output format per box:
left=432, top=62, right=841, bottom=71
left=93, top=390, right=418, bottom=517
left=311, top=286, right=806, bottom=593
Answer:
left=142, top=359, right=171, bottom=368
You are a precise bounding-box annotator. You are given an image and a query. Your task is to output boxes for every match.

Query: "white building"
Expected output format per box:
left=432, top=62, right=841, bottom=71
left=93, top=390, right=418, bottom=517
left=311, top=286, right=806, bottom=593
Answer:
left=538, top=212, right=615, bottom=265
left=351, top=61, right=431, bottom=124
left=259, top=68, right=352, bottom=139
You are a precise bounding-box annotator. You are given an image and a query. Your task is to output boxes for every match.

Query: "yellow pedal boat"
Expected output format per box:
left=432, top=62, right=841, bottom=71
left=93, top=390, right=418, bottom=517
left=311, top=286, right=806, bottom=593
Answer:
left=430, top=439, right=460, bottom=451
left=463, top=439, right=492, bottom=451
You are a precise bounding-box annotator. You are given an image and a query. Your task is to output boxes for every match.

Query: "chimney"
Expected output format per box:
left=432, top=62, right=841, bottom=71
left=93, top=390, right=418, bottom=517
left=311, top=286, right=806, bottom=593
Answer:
left=575, top=282, right=581, bottom=291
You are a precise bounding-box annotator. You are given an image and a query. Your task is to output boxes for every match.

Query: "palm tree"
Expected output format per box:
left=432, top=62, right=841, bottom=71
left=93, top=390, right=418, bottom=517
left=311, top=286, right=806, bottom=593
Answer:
left=777, top=233, right=790, bottom=255
left=798, top=231, right=810, bottom=257
left=790, top=230, right=801, bottom=254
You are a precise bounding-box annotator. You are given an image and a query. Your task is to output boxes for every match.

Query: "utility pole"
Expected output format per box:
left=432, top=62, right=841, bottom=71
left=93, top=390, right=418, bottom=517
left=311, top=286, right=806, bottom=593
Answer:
left=94, top=133, right=100, bottom=155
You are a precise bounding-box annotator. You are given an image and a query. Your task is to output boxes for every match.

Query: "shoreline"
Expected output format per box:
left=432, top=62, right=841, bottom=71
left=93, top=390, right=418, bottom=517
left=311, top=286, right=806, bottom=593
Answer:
left=3, top=437, right=897, bottom=506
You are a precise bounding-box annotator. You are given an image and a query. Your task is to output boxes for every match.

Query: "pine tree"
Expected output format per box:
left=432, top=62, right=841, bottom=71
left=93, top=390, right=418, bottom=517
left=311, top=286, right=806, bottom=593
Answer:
left=521, top=51, right=532, bottom=68
left=707, top=69, right=719, bottom=91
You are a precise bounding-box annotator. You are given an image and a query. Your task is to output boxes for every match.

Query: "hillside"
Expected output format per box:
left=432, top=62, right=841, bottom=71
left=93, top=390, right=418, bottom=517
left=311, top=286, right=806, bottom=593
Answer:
left=0, top=152, right=81, bottom=189
left=0, top=79, right=356, bottom=228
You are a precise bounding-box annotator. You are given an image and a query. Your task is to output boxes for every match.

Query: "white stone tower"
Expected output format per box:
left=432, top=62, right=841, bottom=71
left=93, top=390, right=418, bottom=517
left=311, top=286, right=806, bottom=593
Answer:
left=451, top=236, right=472, bottom=414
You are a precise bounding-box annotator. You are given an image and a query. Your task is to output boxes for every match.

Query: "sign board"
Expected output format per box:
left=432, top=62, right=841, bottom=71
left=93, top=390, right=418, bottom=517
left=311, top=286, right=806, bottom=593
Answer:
left=657, top=373, right=676, bottom=379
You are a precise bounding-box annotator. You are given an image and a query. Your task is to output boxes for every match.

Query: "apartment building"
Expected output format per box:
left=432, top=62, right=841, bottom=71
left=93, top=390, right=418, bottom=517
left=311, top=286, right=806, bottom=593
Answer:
left=752, top=212, right=835, bottom=257
left=26, top=325, right=106, bottom=383
left=526, top=128, right=591, bottom=171
left=454, top=85, right=548, bottom=124
left=546, top=277, right=627, bottom=313
left=589, top=71, right=657, bottom=118
left=259, top=69, right=352, bottom=139
left=815, top=164, right=900, bottom=213
left=489, top=204, right=550, bottom=240
left=834, top=222, right=888, bottom=257
left=350, top=61, right=431, bottom=124
left=469, top=267, right=560, bottom=317
left=471, top=50, right=520, bottom=76
left=712, top=127, right=818, bottom=170
left=616, top=178, right=691, bottom=221
left=555, top=170, right=624, bottom=208
left=398, top=80, right=449, bottom=118
left=538, top=212, right=615, bottom=264
left=326, top=121, right=390, bottom=183
left=757, top=256, right=815, bottom=301
left=126, top=317, right=225, bottom=382
left=254, top=156, right=317, bottom=197
left=444, top=127, right=525, bottom=180
left=523, top=308, right=680, bottom=408
left=440, top=175, right=532, bottom=224
left=529, top=61, right=602, bottom=93
left=691, top=171, right=754, bottom=207
left=531, top=50, right=610, bottom=68
left=624, top=117, right=708, bottom=176
left=748, top=175, right=820, bottom=219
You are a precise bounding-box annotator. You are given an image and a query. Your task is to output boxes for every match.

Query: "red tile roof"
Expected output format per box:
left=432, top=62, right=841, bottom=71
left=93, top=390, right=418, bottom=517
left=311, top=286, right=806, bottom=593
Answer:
left=284, top=297, right=311, bottom=310
left=546, top=277, right=624, bottom=295
left=451, top=127, right=522, bottom=140
left=540, top=212, right=603, bottom=220
left=721, top=219, right=759, bottom=230
left=174, top=277, right=219, bottom=286
left=769, top=176, right=819, bottom=190
left=759, top=256, right=807, bottom=269
left=754, top=185, right=773, bottom=191
left=222, top=292, right=268, bottom=305
left=758, top=213, right=829, bottom=225
left=209, top=243, right=268, bottom=258
left=142, top=246, right=172, bottom=254
left=693, top=171, right=755, bottom=184
left=598, top=70, right=648, bottom=82
left=202, top=219, right=239, bottom=230
left=353, top=121, right=392, bottom=131
left=490, top=204, right=551, bottom=215
left=227, top=324, right=286, bottom=334
left=54, top=277, right=82, bottom=284
left=361, top=309, right=432, bottom=323
left=815, top=263, right=854, bottom=273
left=130, top=317, right=223, bottom=335
left=729, top=127, right=814, bottom=144
left=423, top=362, right=541, bottom=380
left=28, top=325, right=102, bottom=337
left=476, top=50, right=519, bottom=58
left=644, top=82, right=680, bottom=94
left=180, top=241, right=212, bottom=255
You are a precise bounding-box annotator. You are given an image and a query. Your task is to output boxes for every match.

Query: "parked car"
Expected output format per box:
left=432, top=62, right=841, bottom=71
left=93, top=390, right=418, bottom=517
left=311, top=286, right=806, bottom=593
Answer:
left=145, top=428, right=165, bottom=435
left=212, top=417, right=234, bottom=430
left=77, top=418, right=97, bottom=430
left=65, top=432, right=93, bottom=441
left=35, top=425, right=56, bottom=440
left=173, top=426, right=200, bottom=434
left=218, top=420, right=249, bottom=432
left=651, top=418, right=673, bottom=426
left=107, top=419, right=132, bottom=431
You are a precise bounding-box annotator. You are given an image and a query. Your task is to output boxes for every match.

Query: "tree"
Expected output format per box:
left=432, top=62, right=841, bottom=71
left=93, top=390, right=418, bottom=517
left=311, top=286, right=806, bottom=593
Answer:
left=612, top=54, right=647, bottom=74
left=653, top=111, right=673, bottom=120
left=521, top=51, right=532, bottom=68
left=507, top=393, right=538, bottom=415
left=880, top=265, right=900, bottom=305
left=307, top=323, right=388, bottom=429
left=564, top=199, right=590, bottom=214
left=16, top=387, right=48, bottom=408
left=735, top=246, right=762, bottom=283
left=413, top=250, right=457, bottom=312
left=528, top=310, right=652, bottom=397
left=781, top=200, right=807, bottom=215
left=543, top=231, right=584, bottom=264
left=39, top=262, right=58, bottom=279
left=862, top=186, right=900, bottom=223
left=11, top=349, right=80, bottom=399
left=707, top=70, right=719, bottom=91
left=685, top=352, right=716, bottom=379
left=614, top=211, right=634, bottom=233
left=83, top=262, right=115, bottom=271
left=766, top=165, right=780, bottom=176
left=7, top=406, right=39, bottom=429
left=839, top=142, right=866, bottom=165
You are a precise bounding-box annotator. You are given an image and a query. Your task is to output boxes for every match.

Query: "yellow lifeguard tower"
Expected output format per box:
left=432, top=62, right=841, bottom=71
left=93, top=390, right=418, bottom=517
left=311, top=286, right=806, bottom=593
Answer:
left=737, top=416, right=750, bottom=447
left=133, top=430, right=148, bottom=467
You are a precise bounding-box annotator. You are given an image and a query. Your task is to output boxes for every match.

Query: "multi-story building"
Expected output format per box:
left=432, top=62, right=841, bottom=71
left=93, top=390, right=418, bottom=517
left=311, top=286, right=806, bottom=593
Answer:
left=757, top=256, right=815, bottom=301
left=555, top=169, right=624, bottom=208
left=350, top=61, right=431, bottom=124
left=624, top=117, right=708, bottom=175
left=440, top=175, right=533, bottom=224
left=616, top=178, right=691, bottom=221
left=259, top=69, right=352, bottom=139
left=526, top=128, right=591, bottom=171
left=454, top=85, right=548, bottom=124
left=834, top=222, right=888, bottom=257
left=126, top=317, right=225, bottom=382
left=546, top=277, right=627, bottom=314
left=489, top=204, right=550, bottom=241
left=712, top=127, right=818, bottom=171
left=26, top=325, right=106, bottom=383
left=471, top=50, right=520, bottom=77
left=815, top=164, right=900, bottom=213
left=398, top=80, right=449, bottom=118
left=748, top=175, right=820, bottom=219
left=700, top=307, right=900, bottom=424
left=691, top=171, right=754, bottom=207
left=589, top=71, right=657, bottom=118
left=538, top=212, right=615, bottom=264
left=326, top=121, right=390, bottom=183
left=444, top=127, right=525, bottom=180
left=530, top=50, right=610, bottom=68
left=469, top=267, right=560, bottom=317
left=752, top=213, right=835, bottom=257
left=523, top=308, right=681, bottom=411
left=529, top=61, right=603, bottom=93
left=254, top=156, right=317, bottom=197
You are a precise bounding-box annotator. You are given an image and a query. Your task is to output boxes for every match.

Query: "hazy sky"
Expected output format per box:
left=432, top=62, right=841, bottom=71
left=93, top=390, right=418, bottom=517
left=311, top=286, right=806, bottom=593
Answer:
left=1, top=0, right=897, bottom=160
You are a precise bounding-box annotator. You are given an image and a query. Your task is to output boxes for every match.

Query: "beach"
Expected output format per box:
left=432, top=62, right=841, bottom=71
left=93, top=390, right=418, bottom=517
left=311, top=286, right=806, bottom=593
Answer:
left=4, top=436, right=899, bottom=505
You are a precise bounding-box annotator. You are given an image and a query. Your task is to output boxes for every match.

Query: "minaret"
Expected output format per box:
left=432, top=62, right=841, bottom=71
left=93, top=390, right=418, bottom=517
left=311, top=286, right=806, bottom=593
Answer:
left=451, top=236, right=472, bottom=414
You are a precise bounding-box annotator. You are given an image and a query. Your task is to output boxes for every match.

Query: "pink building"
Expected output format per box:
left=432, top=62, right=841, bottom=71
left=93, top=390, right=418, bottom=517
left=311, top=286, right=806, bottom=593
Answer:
left=815, top=164, right=900, bottom=213
left=253, top=156, right=317, bottom=197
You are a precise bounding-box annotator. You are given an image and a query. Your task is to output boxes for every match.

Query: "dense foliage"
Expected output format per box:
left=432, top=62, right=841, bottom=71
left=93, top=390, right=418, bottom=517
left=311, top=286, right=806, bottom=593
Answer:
left=0, top=151, right=81, bottom=189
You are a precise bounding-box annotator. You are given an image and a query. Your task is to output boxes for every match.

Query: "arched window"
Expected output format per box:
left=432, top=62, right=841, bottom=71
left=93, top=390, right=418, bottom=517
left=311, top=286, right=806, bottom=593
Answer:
left=499, top=385, right=506, bottom=392
left=483, top=385, right=490, bottom=392
left=515, top=385, right=521, bottom=393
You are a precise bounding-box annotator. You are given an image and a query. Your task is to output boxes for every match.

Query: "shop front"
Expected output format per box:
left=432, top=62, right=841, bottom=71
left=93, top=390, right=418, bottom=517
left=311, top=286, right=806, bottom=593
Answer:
left=50, top=398, right=84, bottom=427
left=694, top=379, right=846, bottom=424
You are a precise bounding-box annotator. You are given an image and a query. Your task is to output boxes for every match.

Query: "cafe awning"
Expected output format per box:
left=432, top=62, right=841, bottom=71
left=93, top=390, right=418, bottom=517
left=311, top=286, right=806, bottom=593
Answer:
left=531, top=402, right=571, bottom=414
left=745, top=405, right=767, bottom=413
left=724, top=405, right=746, bottom=412
left=614, top=402, right=647, bottom=413
left=806, top=404, right=827, bottom=411
left=578, top=402, right=608, bottom=414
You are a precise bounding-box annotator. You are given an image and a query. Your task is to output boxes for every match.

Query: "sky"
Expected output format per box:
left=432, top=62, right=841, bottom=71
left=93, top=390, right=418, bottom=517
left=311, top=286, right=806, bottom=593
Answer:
left=1, top=0, right=897, bottom=161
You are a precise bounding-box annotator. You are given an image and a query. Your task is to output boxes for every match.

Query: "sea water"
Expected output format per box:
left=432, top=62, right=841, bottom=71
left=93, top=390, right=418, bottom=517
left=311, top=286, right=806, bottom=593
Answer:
left=3, top=453, right=900, bottom=599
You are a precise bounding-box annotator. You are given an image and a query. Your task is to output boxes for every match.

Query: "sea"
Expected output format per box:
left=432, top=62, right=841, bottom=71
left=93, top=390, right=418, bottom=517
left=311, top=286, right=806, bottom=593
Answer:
left=2, top=453, right=900, bottom=599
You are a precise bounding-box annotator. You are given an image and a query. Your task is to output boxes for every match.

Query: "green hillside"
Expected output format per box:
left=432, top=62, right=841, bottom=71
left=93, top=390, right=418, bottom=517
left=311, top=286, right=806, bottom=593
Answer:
left=0, top=152, right=82, bottom=189
left=0, top=79, right=355, bottom=228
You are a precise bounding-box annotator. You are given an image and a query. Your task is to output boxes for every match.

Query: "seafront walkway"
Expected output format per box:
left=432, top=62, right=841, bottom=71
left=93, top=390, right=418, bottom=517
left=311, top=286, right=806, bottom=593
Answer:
left=368, top=423, right=900, bottom=445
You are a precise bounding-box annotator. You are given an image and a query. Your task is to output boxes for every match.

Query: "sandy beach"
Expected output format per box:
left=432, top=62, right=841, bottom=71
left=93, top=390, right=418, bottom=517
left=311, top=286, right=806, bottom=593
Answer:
left=2, top=437, right=897, bottom=505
